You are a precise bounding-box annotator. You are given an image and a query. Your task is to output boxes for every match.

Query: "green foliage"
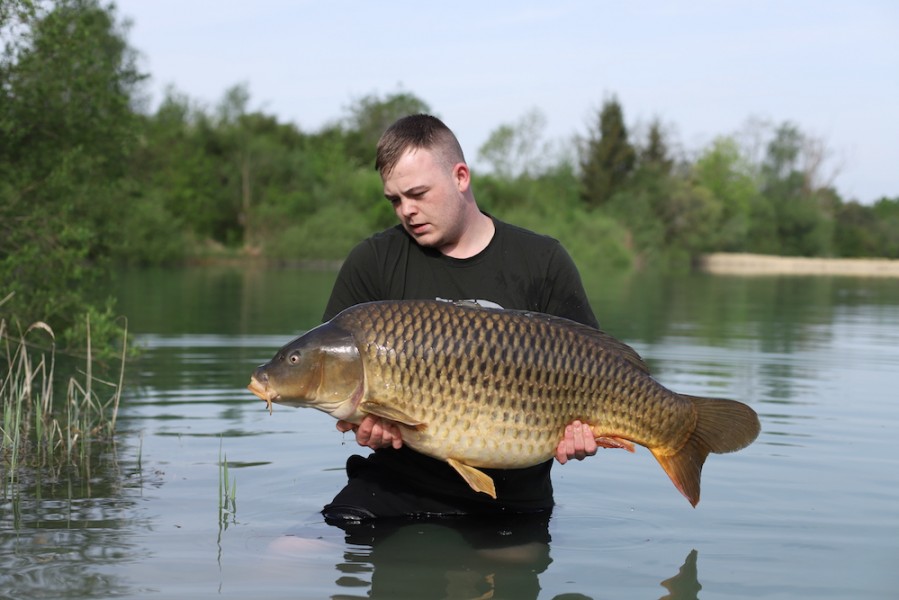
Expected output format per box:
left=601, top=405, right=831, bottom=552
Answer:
left=835, top=197, right=899, bottom=258
left=640, top=119, right=674, bottom=174
left=871, top=197, right=899, bottom=258
left=692, top=136, right=757, bottom=251
left=0, top=0, right=141, bottom=347
left=264, top=202, right=375, bottom=261
left=754, top=122, right=836, bottom=256
left=477, top=108, right=554, bottom=179
left=340, top=89, right=432, bottom=167
left=579, top=98, right=637, bottom=207
left=478, top=164, right=632, bottom=272
left=133, top=88, right=233, bottom=247
left=598, top=121, right=720, bottom=269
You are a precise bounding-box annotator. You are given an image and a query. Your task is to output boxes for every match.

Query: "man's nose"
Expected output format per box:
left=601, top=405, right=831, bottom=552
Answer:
left=397, top=198, right=417, bottom=217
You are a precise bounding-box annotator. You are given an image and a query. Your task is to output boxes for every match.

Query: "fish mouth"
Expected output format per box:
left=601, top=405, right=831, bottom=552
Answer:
left=248, top=377, right=278, bottom=415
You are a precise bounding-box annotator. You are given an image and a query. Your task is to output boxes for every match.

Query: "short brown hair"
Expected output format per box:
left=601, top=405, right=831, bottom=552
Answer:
left=375, top=114, right=466, bottom=177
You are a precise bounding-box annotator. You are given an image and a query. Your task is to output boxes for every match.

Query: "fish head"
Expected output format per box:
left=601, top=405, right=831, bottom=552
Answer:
left=248, top=321, right=365, bottom=421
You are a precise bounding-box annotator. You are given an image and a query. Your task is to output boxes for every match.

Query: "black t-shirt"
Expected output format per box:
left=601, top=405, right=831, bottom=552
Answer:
left=323, top=216, right=599, bottom=512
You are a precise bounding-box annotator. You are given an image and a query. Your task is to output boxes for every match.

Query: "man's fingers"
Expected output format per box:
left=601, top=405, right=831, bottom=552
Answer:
left=556, top=420, right=598, bottom=463
left=350, top=416, right=404, bottom=450
left=354, top=416, right=377, bottom=446
left=582, top=423, right=598, bottom=455
left=555, top=437, right=570, bottom=464
left=572, top=422, right=597, bottom=459
left=335, top=420, right=356, bottom=434
left=383, top=421, right=403, bottom=449
left=571, top=420, right=586, bottom=455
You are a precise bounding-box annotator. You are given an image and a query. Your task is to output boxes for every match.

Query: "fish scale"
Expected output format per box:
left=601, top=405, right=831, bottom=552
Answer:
left=338, top=301, right=692, bottom=467
left=249, top=299, right=760, bottom=505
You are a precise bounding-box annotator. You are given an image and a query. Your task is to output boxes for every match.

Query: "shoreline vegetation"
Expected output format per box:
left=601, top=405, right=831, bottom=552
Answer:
left=1, top=305, right=126, bottom=501
left=697, top=253, right=899, bottom=277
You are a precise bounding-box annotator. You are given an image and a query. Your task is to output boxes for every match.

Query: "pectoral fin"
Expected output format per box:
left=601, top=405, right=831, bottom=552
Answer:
left=360, top=401, right=427, bottom=431
left=446, top=458, right=497, bottom=499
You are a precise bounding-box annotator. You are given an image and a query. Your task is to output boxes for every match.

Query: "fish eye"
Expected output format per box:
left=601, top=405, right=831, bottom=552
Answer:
left=288, top=351, right=301, bottom=364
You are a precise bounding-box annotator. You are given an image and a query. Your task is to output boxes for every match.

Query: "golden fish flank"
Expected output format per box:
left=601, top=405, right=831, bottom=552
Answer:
left=248, top=300, right=760, bottom=506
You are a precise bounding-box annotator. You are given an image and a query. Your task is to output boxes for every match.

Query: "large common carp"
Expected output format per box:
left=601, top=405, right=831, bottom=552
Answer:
left=248, top=300, right=760, bottom=506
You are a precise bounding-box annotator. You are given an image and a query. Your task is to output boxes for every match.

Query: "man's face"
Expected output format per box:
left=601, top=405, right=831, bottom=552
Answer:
left=381, top=147, right=470, bottom=254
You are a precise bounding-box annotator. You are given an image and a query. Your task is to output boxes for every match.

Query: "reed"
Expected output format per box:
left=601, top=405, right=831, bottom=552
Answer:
left=218, top=436, right=237, bottom=525
left=1, top=296, right=126, bottom=499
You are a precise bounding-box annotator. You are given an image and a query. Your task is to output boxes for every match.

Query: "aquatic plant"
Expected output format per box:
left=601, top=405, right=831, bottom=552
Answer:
left=0, top=294, right=126, bottom=500
left=218, top=436, right=237, bottom=525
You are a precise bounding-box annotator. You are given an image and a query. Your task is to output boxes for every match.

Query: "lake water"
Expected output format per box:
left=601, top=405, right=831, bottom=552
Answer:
left=2, top=265, right=898, bottom=599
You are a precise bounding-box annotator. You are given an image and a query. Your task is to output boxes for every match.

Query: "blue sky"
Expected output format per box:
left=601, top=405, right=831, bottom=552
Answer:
left=116, top=0, right=898, bottom=203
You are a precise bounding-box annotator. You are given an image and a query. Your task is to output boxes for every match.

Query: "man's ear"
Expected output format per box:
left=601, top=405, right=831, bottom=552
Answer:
left=452, top=162, right=471, bottom=192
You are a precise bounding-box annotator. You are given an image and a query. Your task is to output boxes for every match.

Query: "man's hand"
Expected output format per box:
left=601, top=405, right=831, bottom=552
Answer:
left=555, top=420, right=598, bottom=464
left=336, top=415, right=403, bottom=450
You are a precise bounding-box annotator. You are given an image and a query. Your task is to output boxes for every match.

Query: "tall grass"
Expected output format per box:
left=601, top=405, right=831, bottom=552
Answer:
left=1, top=295, right=126, bottom=499
left=218, top=436, right=237, bottom=526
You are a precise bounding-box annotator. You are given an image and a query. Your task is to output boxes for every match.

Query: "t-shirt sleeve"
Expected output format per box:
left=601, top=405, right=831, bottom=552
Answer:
left=541, top=243, right=600, bottom=330
left=322, top=239, right=383, bottom=321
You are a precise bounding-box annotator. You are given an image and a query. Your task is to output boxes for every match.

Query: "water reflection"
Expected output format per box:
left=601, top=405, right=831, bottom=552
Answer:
left=331, top=515, right=550, bottom=599
left=659, top=549, right=701, bottom=599
left=0, top=455, right=146, bottom=599
left=276, top=516, right=702, bottom=600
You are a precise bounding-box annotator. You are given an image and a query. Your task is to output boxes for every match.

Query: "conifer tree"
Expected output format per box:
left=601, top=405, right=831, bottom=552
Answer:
left=579, top=97, right=636, bottom=207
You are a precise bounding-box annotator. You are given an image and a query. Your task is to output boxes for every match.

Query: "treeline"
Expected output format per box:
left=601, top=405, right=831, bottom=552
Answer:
left=2, top=0, right=898, bottom=343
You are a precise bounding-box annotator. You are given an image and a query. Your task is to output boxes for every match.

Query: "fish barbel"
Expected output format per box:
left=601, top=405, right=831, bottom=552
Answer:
left=248, top=300, right=760, bottom=506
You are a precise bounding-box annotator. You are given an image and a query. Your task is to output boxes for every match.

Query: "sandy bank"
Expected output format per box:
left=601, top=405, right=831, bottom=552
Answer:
left=696, top=253, right=899, bottom=277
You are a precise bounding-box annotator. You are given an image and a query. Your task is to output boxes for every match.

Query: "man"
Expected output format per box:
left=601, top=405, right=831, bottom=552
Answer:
left=321, top=114, right=599, bottom=521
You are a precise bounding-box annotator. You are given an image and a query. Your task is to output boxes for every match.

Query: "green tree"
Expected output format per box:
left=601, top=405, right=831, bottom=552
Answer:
left=579, top=97, right=636, bottom=207
left=693, top=136, right=758, bottom=251
left=341, top=90, right=431, bottom=167
left=837, top=197, right=899, bottom=258
left=477, top=108, right=552, bottom=179
left=639, top=118, right=674, bottom=174
left=871, top=197, right=899, bottom=257
left=126, top=87, right=218, bottom=262
left=834, top=201, right=881, bottom=257
left=760, top=123, right=834, bottom=256
left=0, top=0, right=144, bottom=346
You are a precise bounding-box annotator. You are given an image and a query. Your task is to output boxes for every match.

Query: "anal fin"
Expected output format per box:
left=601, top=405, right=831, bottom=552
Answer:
left=595, top=436, right=636, bottom=453
left=447, top=458, right=497, bottom=499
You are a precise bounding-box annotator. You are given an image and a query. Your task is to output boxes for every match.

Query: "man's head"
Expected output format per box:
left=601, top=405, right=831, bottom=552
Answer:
left=375, top=114, right=466, bottom=179
left=376, top=114, right=492, bottom=258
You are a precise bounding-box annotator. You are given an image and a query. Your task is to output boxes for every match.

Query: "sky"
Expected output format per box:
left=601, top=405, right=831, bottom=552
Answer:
left=115, top=0, right=898, bottom=203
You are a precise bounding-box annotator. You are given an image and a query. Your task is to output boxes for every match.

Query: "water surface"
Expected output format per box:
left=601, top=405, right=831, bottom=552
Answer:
left=2, top=266, right=897, bottom=599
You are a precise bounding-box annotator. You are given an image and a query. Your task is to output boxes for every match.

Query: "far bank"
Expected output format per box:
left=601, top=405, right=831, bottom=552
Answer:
left=697, top=253, right=899, bottom=277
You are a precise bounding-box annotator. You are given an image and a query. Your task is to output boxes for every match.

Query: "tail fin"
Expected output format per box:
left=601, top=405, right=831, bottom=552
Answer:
left=651, top=396, right=760, bottom=507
